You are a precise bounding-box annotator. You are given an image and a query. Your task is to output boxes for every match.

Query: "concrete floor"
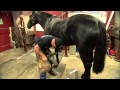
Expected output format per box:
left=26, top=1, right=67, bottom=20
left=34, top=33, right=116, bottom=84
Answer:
left=0, top=47, right=120, bottom=79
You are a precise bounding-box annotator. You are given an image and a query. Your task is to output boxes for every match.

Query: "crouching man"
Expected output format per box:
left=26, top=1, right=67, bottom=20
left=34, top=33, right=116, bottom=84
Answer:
left=34, top=35, right=63, bottom=79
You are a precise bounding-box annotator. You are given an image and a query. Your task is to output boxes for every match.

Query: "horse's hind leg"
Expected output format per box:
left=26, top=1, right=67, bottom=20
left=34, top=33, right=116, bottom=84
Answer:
left=79, top=50, right=93, bottom=79
left=55, top=48, right=59, bottom=65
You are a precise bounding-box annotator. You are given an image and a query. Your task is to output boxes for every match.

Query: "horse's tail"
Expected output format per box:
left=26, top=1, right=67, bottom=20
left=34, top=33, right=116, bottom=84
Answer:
left=93, top=21, right=107, bottom=74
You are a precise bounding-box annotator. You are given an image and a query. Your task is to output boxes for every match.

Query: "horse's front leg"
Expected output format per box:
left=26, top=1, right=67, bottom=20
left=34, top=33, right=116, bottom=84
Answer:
left=45, top=49, right=56, bottom=76
left=48, top=61, right=56, bottom=76
left=54, top=48, right=59, bottom=68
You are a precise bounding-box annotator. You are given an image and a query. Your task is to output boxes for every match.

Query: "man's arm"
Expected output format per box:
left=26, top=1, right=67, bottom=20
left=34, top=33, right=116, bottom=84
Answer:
left=34, top=44, right=48, bottom=61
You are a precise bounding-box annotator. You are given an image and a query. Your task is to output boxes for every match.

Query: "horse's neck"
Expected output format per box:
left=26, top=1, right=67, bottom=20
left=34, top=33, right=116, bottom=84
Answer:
left=44, top=17, right=61, bottom=30
left=45, top=18, right=69, bottom=40
left=49, top=18, right=62, bottom=30
left=37, top=14, right=52, bottom=29
left=38, top=18, right=47, bottom=29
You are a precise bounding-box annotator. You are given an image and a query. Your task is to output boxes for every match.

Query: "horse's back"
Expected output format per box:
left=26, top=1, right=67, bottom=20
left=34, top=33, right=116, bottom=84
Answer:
left=68, top=14, right=101, bottom=27
left=45, top=14, right=105, bottom=47
left=65, top=14, right=105, bottom=49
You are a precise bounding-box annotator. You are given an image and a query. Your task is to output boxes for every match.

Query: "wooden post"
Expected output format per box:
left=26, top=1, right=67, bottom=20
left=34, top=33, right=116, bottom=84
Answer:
left=116, top=30, right=120, bottom=61
left=19, top=11, right=27, bottom=52
left=116, top=44, right=120, bottom=60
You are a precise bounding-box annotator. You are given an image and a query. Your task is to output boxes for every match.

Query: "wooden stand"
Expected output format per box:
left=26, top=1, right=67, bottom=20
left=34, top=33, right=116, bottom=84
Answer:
left=19, top=11, right=27, bottom=52
left=20, top=27, right=27, bottom=52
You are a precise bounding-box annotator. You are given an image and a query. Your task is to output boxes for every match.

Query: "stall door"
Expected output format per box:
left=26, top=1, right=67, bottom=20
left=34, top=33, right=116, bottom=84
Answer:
left=0, top=12, right=13, bottom=52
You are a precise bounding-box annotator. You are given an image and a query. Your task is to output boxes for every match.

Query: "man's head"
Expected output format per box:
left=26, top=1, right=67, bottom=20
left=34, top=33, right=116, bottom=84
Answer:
left=51, top=37, right=63, bottom=50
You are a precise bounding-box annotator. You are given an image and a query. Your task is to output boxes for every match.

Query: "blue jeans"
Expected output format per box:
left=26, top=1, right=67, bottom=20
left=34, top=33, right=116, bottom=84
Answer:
left=40, top=72, right=46, bottom=79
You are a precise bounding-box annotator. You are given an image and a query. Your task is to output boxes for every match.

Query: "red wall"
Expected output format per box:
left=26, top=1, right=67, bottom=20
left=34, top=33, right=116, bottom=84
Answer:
left=0, top=13, right=13, bottom=28
left=0, top=12, right=14, bottom=52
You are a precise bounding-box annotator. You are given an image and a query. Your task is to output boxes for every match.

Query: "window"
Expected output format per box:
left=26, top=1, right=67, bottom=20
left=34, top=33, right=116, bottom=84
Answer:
left=0, top=18, right=3, bottom=24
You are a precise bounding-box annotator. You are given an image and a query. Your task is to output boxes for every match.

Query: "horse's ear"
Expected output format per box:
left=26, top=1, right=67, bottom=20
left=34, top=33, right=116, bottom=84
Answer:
left=34, top=11, right=41, bottom=15
left=32, top=11, right=34, bottom=14
left=32, top=11, right=39, bottom=14
left=34, top=11, right=38, bottom=14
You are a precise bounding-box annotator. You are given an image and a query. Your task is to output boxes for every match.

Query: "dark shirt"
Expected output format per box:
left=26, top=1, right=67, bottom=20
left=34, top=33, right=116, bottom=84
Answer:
left=36, top=35, right=55, bottom=50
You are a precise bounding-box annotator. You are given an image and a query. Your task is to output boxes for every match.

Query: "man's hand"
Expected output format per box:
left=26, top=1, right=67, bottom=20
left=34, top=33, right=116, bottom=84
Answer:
left=41, top=56, right=48, bottom=62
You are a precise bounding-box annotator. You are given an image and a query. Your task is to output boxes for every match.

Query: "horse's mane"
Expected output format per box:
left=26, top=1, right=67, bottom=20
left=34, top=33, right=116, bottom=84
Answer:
left=34, top=11, right=53, bottom=18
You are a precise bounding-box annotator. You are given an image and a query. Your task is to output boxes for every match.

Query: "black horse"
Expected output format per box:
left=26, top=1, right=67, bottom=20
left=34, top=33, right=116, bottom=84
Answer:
left=27, top=11, right=107, bottom=79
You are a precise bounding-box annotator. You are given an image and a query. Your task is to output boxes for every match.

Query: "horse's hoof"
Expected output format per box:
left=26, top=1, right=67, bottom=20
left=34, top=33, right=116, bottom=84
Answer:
left=81, top=74, right=90, bottom=79
left=81, top=75, right=85, bottom=79
left=53, top=65, right=58, bottom=68
left=48, top=70, right=56, bottom=76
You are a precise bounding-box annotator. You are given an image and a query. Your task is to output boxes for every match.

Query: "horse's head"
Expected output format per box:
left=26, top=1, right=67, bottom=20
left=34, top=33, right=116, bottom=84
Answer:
left=27, top=11, right=40, bottom=29
left=27, top=11, right=53, bottom=29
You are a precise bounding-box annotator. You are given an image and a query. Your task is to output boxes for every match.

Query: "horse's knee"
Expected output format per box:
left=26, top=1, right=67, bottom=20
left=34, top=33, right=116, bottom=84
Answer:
left=46, top=50, right=51, bottom=55
left=48, top=56, right=58, bottom=66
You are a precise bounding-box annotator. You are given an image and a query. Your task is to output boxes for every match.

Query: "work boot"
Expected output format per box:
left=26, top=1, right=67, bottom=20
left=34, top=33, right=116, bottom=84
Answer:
left=40, top=72, right=46, bottom=79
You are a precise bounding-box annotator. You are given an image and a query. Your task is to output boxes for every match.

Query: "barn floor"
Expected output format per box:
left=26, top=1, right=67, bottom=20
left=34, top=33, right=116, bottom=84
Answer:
left=0, top=47, right=120, bottom=79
